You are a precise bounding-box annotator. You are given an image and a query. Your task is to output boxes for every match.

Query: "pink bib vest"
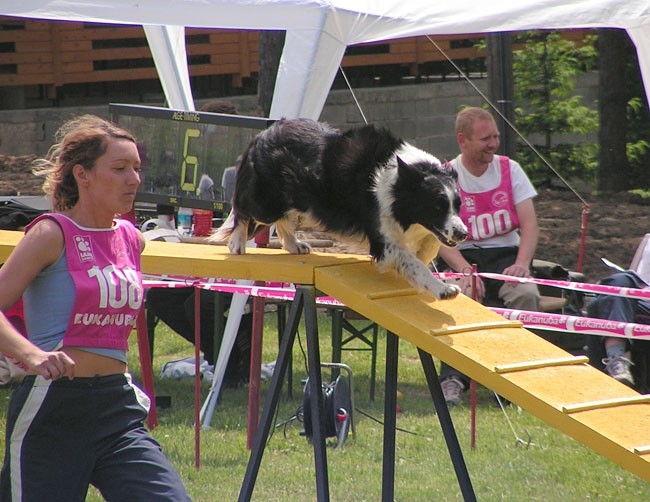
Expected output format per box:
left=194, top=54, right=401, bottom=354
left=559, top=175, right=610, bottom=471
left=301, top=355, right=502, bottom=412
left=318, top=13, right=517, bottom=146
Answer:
left=27, top=214, right=144, bottom=351
left=459, top=155, right=520, bottom=243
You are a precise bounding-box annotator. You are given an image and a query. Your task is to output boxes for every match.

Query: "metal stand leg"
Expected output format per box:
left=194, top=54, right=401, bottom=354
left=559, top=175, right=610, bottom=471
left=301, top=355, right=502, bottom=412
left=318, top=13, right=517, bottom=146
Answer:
left=303, top=286, right=330, bottom=501
left=381, top=331, right=399, bottom=502
left=239, top=286, right=329, bottom=502
left=276, top=303, right=292, bottom=398
left=418, top=349, right=476, bottom=502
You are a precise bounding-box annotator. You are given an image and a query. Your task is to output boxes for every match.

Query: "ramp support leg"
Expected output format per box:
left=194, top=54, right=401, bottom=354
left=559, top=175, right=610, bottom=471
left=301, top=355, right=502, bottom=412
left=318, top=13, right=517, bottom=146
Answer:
left=418, top=349, right=476, bottom=501
left=382, top=331, right=399, bottom=502
left=239, top=285, right=329, bottom=502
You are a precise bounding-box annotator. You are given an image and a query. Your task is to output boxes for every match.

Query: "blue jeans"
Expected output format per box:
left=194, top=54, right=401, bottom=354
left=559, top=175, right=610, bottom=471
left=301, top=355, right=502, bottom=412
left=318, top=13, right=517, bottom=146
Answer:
left=586, top=271, right=650, bottom=391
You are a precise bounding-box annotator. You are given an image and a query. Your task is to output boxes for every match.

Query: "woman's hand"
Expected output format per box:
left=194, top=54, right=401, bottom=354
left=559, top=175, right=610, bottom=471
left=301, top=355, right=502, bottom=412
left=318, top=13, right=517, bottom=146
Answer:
left=23, top=350, right=76, bottom=380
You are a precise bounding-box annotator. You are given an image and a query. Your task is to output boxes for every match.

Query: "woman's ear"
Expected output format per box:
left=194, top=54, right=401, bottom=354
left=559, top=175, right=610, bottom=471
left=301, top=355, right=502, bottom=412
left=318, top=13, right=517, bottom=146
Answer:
left=72, top=164, right=88, bottom=185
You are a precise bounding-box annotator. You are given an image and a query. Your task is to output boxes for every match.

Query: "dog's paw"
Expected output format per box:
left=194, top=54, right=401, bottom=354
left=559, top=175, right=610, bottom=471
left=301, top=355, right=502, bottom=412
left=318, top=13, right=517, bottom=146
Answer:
left=285, top=240, right=312, bottom=255
left=438, top=283, right=461, bottom=300
left=296, top=241, right=312, bottom=254
left=228, top=238, right=247, bottom=255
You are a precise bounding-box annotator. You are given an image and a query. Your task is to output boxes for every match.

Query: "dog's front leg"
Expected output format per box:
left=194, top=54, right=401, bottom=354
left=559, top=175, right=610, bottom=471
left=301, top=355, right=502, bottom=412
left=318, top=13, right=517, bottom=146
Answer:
left=228, top=220, right=249, bottom=254
left=275, top=215, right=312, bottom=254
left=378, top=243, right=460, bottom=300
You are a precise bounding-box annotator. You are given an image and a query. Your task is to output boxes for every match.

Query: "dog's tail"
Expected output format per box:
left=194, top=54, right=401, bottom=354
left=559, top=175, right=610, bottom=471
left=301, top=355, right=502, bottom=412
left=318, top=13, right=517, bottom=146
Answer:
left=209, top=211, right=267, bottom=246
left=209, top=211, right=237, bottom=245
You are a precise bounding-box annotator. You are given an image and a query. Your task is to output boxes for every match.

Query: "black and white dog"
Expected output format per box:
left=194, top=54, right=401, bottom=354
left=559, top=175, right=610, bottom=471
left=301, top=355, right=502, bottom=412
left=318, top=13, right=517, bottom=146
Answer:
left=211, top=118, right=467, bottom=300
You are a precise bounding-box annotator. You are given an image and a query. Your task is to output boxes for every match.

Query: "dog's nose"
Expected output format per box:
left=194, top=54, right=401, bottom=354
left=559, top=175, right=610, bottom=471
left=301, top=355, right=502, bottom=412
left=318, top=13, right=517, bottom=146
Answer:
left=453, top=225, right=468, bottom=242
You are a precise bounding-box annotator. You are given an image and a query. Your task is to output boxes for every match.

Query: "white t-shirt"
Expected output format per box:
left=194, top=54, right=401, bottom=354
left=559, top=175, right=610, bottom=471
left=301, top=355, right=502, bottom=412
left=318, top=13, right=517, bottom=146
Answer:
left=450, top=154, right=537, bottom=249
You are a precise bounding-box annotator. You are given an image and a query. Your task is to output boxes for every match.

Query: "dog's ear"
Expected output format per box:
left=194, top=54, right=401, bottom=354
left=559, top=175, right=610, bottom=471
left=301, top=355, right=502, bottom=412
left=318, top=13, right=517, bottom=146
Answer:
left=396, top=156, right=421, bottom=181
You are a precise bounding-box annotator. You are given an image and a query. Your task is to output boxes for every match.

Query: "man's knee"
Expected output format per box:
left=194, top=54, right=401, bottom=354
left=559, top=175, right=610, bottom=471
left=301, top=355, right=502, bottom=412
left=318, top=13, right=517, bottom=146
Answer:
left=499, top=282, right=540, bottom=311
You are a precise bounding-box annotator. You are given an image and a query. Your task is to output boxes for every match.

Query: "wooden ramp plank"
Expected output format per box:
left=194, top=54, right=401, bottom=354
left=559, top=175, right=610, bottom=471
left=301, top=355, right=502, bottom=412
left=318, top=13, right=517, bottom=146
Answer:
left=314, top=261, right=650, bottom=482
left=0, top=230, right=22, bottom=262
left=140, top=239, right=366, bottom=284
left=0, top=230, right=367, bottom=285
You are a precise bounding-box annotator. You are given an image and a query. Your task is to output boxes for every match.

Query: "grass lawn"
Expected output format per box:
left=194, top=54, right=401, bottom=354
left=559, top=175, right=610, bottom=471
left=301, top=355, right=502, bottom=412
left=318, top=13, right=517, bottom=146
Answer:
left=1, top=310, right=648, bottom=501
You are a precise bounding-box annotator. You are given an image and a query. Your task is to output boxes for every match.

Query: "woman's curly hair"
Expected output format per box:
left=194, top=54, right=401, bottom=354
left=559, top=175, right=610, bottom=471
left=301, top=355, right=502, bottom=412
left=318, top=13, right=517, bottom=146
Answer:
left=33, top=115, right=137, bottom=212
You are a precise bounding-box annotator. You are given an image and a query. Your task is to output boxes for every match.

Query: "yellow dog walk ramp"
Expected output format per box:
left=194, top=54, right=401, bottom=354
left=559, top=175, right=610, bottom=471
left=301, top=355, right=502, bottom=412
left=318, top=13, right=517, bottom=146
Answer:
left=315, top=261, right=650, bottom=482
left=1, top=233, right=648, bottom=485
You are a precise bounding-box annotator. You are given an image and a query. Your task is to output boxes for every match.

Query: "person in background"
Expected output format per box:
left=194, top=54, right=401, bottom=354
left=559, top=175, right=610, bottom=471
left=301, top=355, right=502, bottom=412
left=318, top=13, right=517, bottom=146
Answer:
left=436, top=106, right=541, bottom=406
left=200, top=99, right=240, bottom=205
left=201, top=99, right=239, bottom=202
left=221, top=154, right=242, bottom=204
left=586, top=270, right=650, bottom=391
left=0, top=115, right=190, bottom=501
left=198, top=173, right=215, bottom=200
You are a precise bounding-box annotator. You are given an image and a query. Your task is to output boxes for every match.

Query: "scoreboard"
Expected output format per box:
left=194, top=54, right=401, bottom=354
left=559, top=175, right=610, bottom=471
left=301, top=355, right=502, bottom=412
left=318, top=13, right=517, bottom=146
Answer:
left=109, top=103, right=272, bottom=214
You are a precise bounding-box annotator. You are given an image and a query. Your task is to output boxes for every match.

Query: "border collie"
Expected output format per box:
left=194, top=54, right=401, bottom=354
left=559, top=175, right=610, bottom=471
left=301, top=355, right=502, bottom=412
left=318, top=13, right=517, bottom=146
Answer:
left=211, top=118, right=467, bottom=300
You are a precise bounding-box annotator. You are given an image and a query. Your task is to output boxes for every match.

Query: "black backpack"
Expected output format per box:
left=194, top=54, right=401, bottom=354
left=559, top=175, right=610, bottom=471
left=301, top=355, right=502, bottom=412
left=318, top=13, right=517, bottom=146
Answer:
left=0, top=199, right=48, bottom=230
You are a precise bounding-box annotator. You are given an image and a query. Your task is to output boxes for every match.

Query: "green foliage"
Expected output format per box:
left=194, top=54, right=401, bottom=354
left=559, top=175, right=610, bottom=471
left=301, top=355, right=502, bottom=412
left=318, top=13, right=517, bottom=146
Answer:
left=626, top=96, right=650, bottom=188
left=513, top=32, right=599, bottom=187
left=628, top=188, right=650, bottom=199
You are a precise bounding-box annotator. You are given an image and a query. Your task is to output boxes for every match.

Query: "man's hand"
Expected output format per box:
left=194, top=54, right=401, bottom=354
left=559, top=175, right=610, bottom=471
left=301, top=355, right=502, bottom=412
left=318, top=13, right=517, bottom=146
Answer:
left=459, top=274, right=486, bottom=303
left=502, top=263, right=531, bottom=278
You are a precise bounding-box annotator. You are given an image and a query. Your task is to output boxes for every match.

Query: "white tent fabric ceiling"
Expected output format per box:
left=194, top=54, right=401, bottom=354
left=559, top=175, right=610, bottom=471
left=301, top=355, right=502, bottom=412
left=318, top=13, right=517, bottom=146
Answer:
left=1, top=1, right=649, bottom=118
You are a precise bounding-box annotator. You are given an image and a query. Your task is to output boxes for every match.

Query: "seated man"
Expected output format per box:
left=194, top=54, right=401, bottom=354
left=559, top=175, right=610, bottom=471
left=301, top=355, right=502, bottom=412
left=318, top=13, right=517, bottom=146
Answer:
left=436, top=106, right=541, bottom=406
left=146, top=288, right=252, bottom=387
left=586, top=271, right=650, bottom=392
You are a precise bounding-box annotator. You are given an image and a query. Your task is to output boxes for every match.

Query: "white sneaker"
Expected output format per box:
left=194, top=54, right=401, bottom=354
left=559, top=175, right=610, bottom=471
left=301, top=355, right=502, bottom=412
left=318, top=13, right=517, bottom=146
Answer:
left=602, top=356, right=635, bottom=387
left=441, top=376, right=465, bottom=406
left=261, top=360, right=276, bottom=381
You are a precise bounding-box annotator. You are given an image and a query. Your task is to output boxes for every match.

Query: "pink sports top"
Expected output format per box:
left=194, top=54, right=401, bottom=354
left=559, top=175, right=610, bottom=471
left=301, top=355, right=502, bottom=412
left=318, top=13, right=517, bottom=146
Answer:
left=23, top=214, right=143, bottom=361
left=458, top=155, right=520, bottom=243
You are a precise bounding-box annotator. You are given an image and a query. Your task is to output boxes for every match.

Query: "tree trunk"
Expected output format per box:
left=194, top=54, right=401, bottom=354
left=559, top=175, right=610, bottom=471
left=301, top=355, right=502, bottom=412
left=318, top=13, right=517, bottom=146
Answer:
left=486, top=32, right=516, bottom=159
left=598, top=29, right=629, bottom=192
left=258, top=31, right=286, bottom=117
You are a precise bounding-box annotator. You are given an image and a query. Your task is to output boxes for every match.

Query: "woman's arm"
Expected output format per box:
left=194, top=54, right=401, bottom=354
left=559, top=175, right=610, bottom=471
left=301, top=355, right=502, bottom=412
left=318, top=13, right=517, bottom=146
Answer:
left=0, top=218, right=75, bottom=379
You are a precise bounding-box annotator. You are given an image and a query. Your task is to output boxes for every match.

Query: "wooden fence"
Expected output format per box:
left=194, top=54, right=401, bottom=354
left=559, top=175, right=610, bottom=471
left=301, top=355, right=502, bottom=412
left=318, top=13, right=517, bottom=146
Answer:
left=0, top=17, right=588, bottom=91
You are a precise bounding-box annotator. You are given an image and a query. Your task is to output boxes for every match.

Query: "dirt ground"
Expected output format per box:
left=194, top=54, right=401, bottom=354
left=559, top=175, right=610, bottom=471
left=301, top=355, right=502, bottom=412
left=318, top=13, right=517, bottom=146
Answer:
left=2, top=153, right=648, bottom=284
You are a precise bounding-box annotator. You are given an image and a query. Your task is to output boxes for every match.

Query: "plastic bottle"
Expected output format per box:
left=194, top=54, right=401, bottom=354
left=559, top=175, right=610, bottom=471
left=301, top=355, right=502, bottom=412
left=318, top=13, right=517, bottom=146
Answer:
left=177, top=207, right=193, bottom=236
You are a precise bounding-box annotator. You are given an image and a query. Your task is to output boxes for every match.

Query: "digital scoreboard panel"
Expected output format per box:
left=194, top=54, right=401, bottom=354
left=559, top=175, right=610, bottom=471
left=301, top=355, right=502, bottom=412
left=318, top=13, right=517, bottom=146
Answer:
left=109, top=103, right=273, bottom=214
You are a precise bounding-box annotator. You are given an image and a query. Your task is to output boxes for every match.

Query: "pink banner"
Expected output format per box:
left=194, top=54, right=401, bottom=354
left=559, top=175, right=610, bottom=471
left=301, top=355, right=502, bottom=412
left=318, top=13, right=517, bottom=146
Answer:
left=493, top=308, right=650, bottom=340
left=143, top=275, right=650, bottom=340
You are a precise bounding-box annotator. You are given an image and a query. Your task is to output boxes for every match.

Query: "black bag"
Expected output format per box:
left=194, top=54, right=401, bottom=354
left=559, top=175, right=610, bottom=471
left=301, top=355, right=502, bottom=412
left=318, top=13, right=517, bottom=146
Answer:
left=0, top=199, right=48, bottom=230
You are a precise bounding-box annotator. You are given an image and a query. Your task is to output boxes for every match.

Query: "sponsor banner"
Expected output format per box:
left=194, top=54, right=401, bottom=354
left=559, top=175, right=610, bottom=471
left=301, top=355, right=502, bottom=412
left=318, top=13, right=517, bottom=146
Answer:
left=144, top=276, right=649, bottom=339
left=494, top=308, right=650, bottom=340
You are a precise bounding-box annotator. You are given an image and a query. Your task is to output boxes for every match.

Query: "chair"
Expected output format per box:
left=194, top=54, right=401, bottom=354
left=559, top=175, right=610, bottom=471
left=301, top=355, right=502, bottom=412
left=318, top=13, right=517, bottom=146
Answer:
left=630, top=233, right=650, bottom=282
left=329, top=307, right=379, bottom=401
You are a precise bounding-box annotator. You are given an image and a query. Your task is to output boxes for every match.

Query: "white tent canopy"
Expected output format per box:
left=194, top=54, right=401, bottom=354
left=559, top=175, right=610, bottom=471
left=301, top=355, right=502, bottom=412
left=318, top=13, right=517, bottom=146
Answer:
left=2, top=1, right=649, bottom=118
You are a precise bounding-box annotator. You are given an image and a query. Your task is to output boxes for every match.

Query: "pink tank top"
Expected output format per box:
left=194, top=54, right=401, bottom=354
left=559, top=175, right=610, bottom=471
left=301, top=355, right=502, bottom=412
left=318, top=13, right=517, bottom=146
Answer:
left=27, top=214, right=144, bottom=351
left=459, top=156, right=520, bottom=243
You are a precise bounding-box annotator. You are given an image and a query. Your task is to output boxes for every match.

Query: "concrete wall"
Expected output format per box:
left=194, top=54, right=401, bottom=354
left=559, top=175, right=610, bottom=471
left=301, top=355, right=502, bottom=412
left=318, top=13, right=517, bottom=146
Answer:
left=0, top=73, right=597, bottom=161
left=320, top=79, right=489, bottom=161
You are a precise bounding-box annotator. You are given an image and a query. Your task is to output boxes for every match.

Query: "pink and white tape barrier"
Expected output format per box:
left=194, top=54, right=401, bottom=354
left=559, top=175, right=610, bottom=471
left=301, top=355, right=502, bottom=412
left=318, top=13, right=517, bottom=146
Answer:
left=143, top=276, right=649, bottom=340
left=493, top=308, right=650, bottom=340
